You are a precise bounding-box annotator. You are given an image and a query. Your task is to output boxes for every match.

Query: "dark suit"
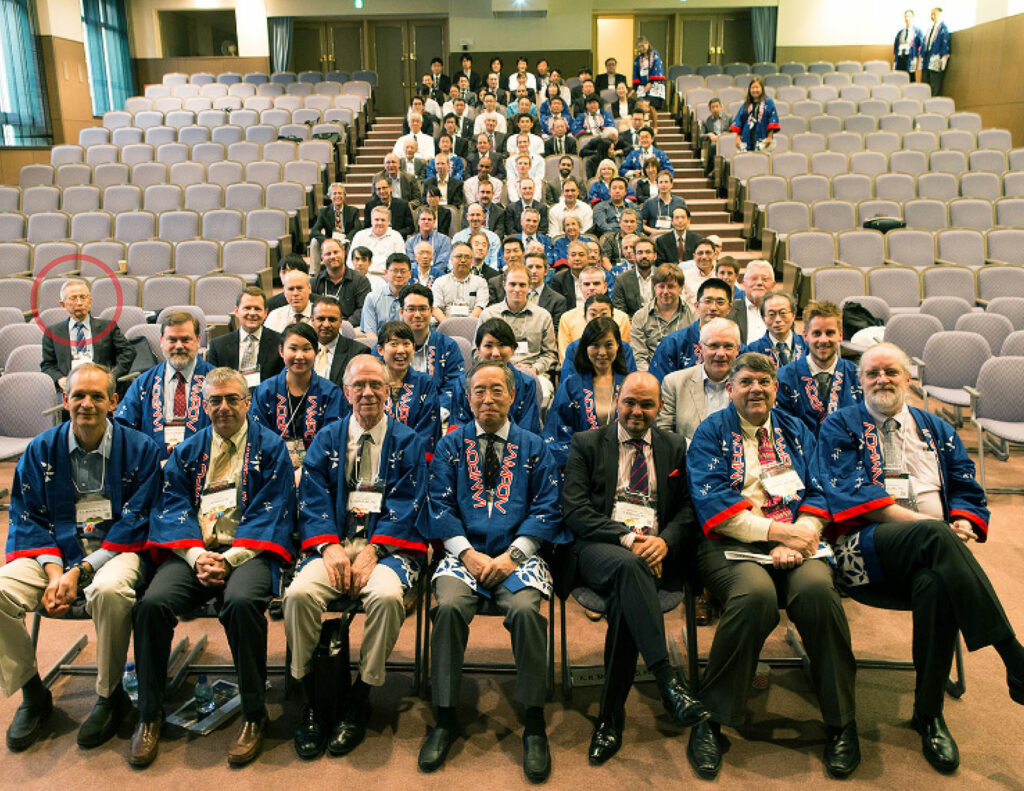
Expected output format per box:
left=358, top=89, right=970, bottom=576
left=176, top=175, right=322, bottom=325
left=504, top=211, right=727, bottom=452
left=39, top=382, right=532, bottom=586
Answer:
left=362, top=196, right=414, bottom=238
left=619, top=127, right=642, bottom=154
left=465, top=150, right=506, bottom=179
left=436, top=205, right=453, bottom=237
left=505, top=199, right=549, bottom=235
left=310, top=204, right=361, bottom=242
left=266, top=292, right=287, bottom=313
left=422, top=177, right=465, bottom=209
left=538, top=285, right=567, bottom=331
left=561, top=423, right=696, bottom=720
left=543, top=135, right=579, bottom=157
left=399, top=157, right=428, bottom=180
left=481, top=202, right=508, bottom=237
left=372, top=170, right=421, bottom=208
left=454, top=116, right=475, bottom=140
left=401, top=115, right=434, bottom=136
left=205, top=326, right=284, bottom=383
left=324, top=335, right=373, bottom=387
left=580, top=136, right=627, bottom=179
left=548, top=268, right=580, bottom=310
left=41, top=316, right=135, bottom=387
left=611, top=269, right=646, bottom=315
left=655, top=230, right=705, bottom=265
left=457, top=70, right=481, bottom=94
left=726, top=298, right=756, bottom=344
left=595, top=73, right=628, bottom=92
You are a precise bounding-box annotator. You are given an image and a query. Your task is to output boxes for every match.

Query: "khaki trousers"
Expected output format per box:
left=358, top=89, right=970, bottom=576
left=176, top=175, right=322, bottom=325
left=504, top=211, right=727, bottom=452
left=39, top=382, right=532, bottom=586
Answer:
left=284, top=539, right=409, bottom=686
left=0, top=553, right=141, bottom=698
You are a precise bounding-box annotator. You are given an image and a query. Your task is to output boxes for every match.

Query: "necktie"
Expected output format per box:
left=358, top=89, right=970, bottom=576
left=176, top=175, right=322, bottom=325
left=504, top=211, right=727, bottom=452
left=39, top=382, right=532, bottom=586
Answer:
left=627, top=438, right=649, bottom=497
left=348, top=433, right=375, bottom=538
left=756, top=426, right=793, bottom=523
left=294, top=312, right=305, bottom=325
left=335, top=209, right=342, bottom=229
left=488, top=133, right=495, bottom=150
left=481, top=433, right=501, bottom=490
left=528, top=288, right=538, bottom=304
left=73, top=322, right=86, bottom=352
left=208, top=436, right=236, bottom=484
left=173, top=371, right=187, bottom=420
left=314, top=346, right=330, bottom=377
left=240, top=334, right=258, bottom=372
left=882, top=417, right=903, bottom=471
left=677, top=234, right=686, bottom=262
left=775, top=342, right=791, bottom=367
left=556, top=137, right=562, bottom=155
left=814, top=371, right=833, bottom=399
left=356, top=433, right=374, bottom=485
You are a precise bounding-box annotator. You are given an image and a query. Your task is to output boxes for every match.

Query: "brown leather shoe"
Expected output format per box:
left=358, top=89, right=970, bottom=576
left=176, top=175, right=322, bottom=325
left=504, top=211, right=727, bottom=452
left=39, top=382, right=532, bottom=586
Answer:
left=128, top=721, right=160, bottom=768
left=227, top=712, right=267, bottom=766
left=695, top=593, right=715, bottom=626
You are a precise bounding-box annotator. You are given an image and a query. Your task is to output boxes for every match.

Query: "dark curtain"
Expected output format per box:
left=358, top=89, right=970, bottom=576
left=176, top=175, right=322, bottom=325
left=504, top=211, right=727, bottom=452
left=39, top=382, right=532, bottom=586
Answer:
left=751, top=7, right=778, bottom=64
left=268, top=17, right=293, bottom=73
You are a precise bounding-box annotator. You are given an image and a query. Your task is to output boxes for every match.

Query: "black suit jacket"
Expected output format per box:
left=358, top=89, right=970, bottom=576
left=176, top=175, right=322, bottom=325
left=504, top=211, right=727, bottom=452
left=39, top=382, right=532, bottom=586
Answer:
left=655, top=230, right=705, bottom=265
left=325, top=335, right=374, bottom=387
left=543, top=135, right=579, bottom=156
left=372, top=170, right=421, bottom=208
left=363, top=196, right=415, bottom=238
left=538, top=285, right=568, bottom=331
left=310, top=204, right=361, bottom=242
left=401, top=115, right=434, bottom=136
left=595, top=73, right=628, bottom=92
left=483, top=202, right=508, bottom=237
left=548, top=268, right=580, bottom=310
left=726, top=298, right=752, bottom=344
left=435, top=205, right=453, bottom=236
left=465, top=150, right=506, bottom=179
left=205, top=327, right=284, bottom=382
left=41, top=317, right=135, bottom=386
left=421, top=177, right=465, bottom=209
left=506, top=199, right=549, bottom=235
left=611, top=269, right=645, bottom=315
left=560, top=423, right=696, bottom=593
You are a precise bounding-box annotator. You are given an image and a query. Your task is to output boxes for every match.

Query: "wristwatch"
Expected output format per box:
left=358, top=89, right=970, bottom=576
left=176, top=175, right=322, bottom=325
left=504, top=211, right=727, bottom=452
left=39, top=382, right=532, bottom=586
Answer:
left=373, top=543, right=389, bottom=560
left=71, top=561, right=94, bottom=588
left=508, top=546, right=527, bottom=566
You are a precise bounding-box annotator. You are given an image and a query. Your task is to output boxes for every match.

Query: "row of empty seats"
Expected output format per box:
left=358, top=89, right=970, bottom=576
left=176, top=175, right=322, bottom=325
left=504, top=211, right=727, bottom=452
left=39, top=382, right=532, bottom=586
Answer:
left=685, top=80, right=934, bottom=108
left=669, top=59, right=910, bottom=80
left=145, top=79, right=372, bottom=101
left=679, top=71, right=923, bottom=96
left=157, top=70, right=377, bottom=87
left=103, top=99, right=363, bottom=130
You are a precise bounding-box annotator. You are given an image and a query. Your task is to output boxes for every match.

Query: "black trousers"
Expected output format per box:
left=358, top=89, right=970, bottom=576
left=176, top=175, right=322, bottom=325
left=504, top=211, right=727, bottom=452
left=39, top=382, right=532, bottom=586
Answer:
left=573, top=541, right=672, bottom=721
left=846, top=520, right=1014, bottom=717
left=925, top=67, right=945, bottom=96
left=133, top=555, right=273, bottom=721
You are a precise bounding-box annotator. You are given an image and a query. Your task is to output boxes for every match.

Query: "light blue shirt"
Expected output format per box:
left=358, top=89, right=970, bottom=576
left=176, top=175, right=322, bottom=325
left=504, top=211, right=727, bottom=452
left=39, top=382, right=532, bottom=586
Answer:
left=404, top=229, right=453, bottom=270
left=451, top=226, right=500, bottom=270
left=360, top=287, right=403, bottom=335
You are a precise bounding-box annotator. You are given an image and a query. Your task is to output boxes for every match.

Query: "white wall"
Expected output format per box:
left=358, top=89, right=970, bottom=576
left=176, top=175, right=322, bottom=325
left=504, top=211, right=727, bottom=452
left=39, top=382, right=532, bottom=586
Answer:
left=131, top=0, right=269, bottom=57
left=36, top=0, right=84, bottom=41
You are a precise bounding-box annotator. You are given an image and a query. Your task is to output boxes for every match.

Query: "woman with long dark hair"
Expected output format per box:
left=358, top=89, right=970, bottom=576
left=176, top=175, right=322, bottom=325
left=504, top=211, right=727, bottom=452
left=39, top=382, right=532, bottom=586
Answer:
left=730, top=75, right=780, bottom=152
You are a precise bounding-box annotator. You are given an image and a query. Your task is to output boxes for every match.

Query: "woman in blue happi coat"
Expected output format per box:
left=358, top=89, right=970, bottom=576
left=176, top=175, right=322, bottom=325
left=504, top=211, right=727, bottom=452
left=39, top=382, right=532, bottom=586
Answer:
left=729, top=75, right=780, bottom=152
left=376, top=320, right=441, bottom=455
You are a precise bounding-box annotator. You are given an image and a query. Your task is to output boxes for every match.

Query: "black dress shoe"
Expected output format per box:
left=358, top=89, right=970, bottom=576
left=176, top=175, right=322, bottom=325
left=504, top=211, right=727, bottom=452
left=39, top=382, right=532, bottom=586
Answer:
left=823, top=721, right=861, bottom=779
left=911, top=713, right=959, bottom=773
left=327, top=701, right=370, bottom=756
left=687, top=720, right=722, bottom=780
left=1008, top=670, right=1024, bottom=705
left=6, top=689, right=53, bottom=751
left=78, top=686, right=132, bottom=748
left=659, top=675, right=710, bottom=728
left=293, top=705, right=327, bottom=760
left=523, top=732, right=551, bottom=783
left=587, top=719, right=622, bottom=765
left=418, top=725, right=456, bottom=772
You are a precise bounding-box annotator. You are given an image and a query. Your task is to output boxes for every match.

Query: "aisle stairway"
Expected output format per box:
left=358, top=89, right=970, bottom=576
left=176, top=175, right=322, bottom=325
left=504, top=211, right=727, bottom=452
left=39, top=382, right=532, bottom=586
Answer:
left=339, top=112, right=757, bottom=263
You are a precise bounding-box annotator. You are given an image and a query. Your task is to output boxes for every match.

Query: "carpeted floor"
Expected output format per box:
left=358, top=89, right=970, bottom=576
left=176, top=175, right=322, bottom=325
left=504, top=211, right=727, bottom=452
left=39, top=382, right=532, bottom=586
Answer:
left=2, top=425, right=1023, bottom=791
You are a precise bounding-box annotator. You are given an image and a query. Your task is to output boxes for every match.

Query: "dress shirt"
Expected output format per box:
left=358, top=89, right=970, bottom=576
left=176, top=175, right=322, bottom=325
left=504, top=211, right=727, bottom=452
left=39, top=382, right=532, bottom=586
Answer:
left=637, top=269, right=654, bottom=305
left=463, top=174, right=503, bottom=206
left=548, top=201, right=594, bottom=236
left=67, top=316, right=94, bottom=360
left=807, top=354, right=838, bottom=380
left=616, top=424, right=659, bottom=547
left=237, top=327, right=263, bottom=372
left=314, top=337, right=338, bottom=378
left=744, top=298, right=767, bottom=344
left=714, top=414, right=826, bottom=544
left=348, top=228, right=407, bottom=274
left=404, top=230, right=453, bottom=270
left=479, top=301, right=557, bottom=374
left=682, top=268, right=711, bottom=309
left=506, top=133, right=544, bottom=156
left=864, top=401, right=943, bottom=518
left=443, top=420, right=541, bottom=558
left=360, top=288, right=403, bottom=335
left=557, top=306, right=632, bottom=360
left=392, top=132, right=435, bottom=160
left=163, top=356, right=199, bottom=422
left=345, top=414, right=387, bottom=485
left=452, top=226, right=500, bottom=268
left=63, top=422, right=115, bottom=572
left=592, top=201, right=628, bottom=237
left=265, top=302, right=313, bottom=333
left=432, top=272, right=489, bottom=314
left=700, top=366, right=730, bottom=416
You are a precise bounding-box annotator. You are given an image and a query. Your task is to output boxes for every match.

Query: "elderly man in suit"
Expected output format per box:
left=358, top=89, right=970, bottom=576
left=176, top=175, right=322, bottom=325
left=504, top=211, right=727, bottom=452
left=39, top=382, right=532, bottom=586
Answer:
left=726, top=259, right=775, bottom=345
left=310, top=183, right=362, bottom=247
left=654, top=207, right=704, bottom=265
left=562, top=371, right=709, bottom=764
left=656, top=317, right=740, bottom=441
left=205, top=287, right=283, bottom=387
left=41, top=278, right=135, bottom=392
left=374, top=154, right=422, bottom=210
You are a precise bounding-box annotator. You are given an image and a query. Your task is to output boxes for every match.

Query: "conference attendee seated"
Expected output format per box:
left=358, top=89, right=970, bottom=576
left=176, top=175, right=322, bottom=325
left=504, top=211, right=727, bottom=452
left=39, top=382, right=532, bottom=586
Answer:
left=556, top=264, right=631, bottom=360
left=452, top=203, right=501, bottom=269
left=599, top=207, right=640, bottom=268
left=114, top=311, right=213, bottom=458
left=395, top=284, right=465, bottom=412
left=725, top=259, right=774, bottom=344
left=611, top=233, right=657, bottom=316
left=523, top=251, right=565, bottom=330
left=681, top=238, right=718, bottom=309
left=561, top=371, right=710, bottom=764
left=550, top=218, right=595, bottom=272
left=549, top=179, right=594, bottom=237
left=656, top=317, right=740, bottom=442
left=308, top=295, right=373, bottom=388
left=543, top=316, right=629, bottom=467
left=360, top=253, right=412, bottom=336
left=3, top=363, right=161, bottom=751
left=654, top=206, right=703, bottom=263
left=404, top=206, right=453, bottom=273
left=266, top=268, right=314, bottom=332
left=741, top=291, right=808, bottom=368
left=311, top=237, right=373, bottom=327
left=375, top=320, right=440, bottom=453
left=363, top=178, right=416, bottom=239
left=423, top=187, right=455, bottom=238
left=348, top=207, right=408, bottom=276
left=398, top=139, right=428, bottom=180
left=392, top=112, right=434, bottom=161
left=648, top=278, right=734, bottom=382
left=714, top=257, right=745, bottom=301
left=776, top=300, right=862, bottom=434
left=421, top=154, right=465, bottom=211
left=284, top=354, right=430, bottom=760
left=432, top=241, right=489, bottom=320
left=619, top=127, right=673, bottom=179
left=311, top=183, right=362, bottom=247
left=265, top=255, right=308, bottom=313
left=479, top=263, right=558, bottom=407
left=130, top=367, right=295, bottom=768
left=419, top=361, right=568, bottom=783
left=687, top=352, right=859, bottom=780
left=591, top=175, right=633, bottom=234
left=411, top=240, right=447, bottom=295
left=816, top=344, right=1024, bottom=774
left=248, top=322, right=346, bottom=481
left=543, top=115, right=578, bottom=155
left=41, top=278, right=135, bottom=393
left=446, top=317, right=541, bottom=434
left=560, top=295, right=638, bottom=379
left=206, top=287, right=284, bottom=387
left=429, top=131, right=467, bottom=179
left=574, top=94, right=614, bottom=138
left=629, top=261, right=696, bottom=372
left=506, top=180, right=551, bottom=237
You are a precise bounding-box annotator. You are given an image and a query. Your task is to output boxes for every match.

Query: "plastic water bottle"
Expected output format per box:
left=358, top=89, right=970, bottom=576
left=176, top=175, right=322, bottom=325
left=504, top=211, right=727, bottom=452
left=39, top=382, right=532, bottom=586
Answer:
left=122, top=663, right=139, bottom=703
left=194, top=674, right=215, bottom=715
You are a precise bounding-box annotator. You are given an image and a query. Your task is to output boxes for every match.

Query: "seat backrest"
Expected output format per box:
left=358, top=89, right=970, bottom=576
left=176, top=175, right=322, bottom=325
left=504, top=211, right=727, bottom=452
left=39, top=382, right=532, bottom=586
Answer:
left=920, top=295, right=974, bottom=329
left=836, top=229, right=885, bottom=268
left=916, top=172, right=958, bottom=201
left=812, top=266, right=865, bottom=303
left=125, top=238, right=173, bottom=276
left=978, top=266, right=1024, bottom=302
left=1001, top=330, right=1024, bottom=355
left=986, top=228, right=1024, bottom=266
left=831, top=173, right=872, bottom=203
left=921, top=330, right=990, bottom=388
left=173, top=238, right=221, bottom=277
left=811, top=199, right=856, bottom=232
left=936, top=228, right=987, bottom=267
left=960, top=172, right=1001, bottom=201
left=867, top=265, right=920, bottom=308
left=955, top=312, right=1014, bottom=356
left=0, top=373, right=60, bottom=438
left=769, top=152, right=808, bottom=179
left=786, top=230, right=835, bottom=270
left=903, top=198, right=947, bottom=231
left=764, top=201, right=810, bottom=235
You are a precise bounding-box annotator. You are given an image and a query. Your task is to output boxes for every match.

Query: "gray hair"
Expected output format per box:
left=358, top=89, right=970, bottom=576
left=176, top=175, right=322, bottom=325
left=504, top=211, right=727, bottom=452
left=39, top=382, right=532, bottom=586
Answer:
left=728, top=352, right=777, bottom=383
left=343, top=354, right=390, bottom=387
left=65, top=361, right=115, bottom=397
left=744, top=259, right=774, bottom=279
left=328, top=182, right=345, bottom=196
left=857, top=342, right=913, bottom=378
left=202, top=366, right=249, bottom=399
left=59, top=277, right=90, bottom=301
left=760, top=291, right=797, bottom=318
left=466, top=360, right=515, bottom=394
left=699, top=317, right=741, bottom=345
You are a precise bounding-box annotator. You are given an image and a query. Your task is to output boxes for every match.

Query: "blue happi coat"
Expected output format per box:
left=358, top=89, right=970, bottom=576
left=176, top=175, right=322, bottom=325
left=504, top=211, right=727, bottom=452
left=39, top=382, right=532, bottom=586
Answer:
left=447, top=365, right=540, bottom=435
left=427, top=423, right=569, bottom=597
left=776, top=357, right=862, bottom=434
left=561, top=340, right=636, bottom=379
left=632, top=50, right=666, bottom=99
left=248, top=371, right=346, bottom=448
left=648, top=320, right=702, bottom=382
left=688, top=404, right=830, bottom=538
left=7, top=422, right=162, bottom=565
left=378, top=329, right=464, bottom=407
left=543, top=372, right=626, bottom=467
left=384, top=368, right=441, bottom=454
left=619, top=146, right=674, bottom=177
left=114, top=360, right=214, bottom=457
left=729, top=98, right=781, bottom=149
left=742, top=332, right=809, bottom=369
left=148, top=419, right=295, bottom=562
left=297, top=417, right=428, bottom=586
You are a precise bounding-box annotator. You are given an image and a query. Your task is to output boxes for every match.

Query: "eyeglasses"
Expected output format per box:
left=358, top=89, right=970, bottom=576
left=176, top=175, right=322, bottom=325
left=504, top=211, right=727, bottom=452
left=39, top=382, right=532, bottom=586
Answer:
left=403, top=305, right=431, bottom=313
left=207, top=394, right=245, bottom=406
left=703, top=342, right=738, bottom=352
left=699, top=297, right=730, bottom=307
left=764, top=310, right=792, bottom=320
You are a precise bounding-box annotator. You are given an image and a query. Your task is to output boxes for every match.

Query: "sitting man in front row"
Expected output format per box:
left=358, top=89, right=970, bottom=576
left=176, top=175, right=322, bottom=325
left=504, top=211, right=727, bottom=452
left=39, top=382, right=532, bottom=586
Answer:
left=815, top=342, right=1024, bottom=774
left=687, top=352, right=859, bottom=779
left=741, top=291, right=807, bottom=368
left=562, top=371, right=709, bottom=765
left=130, top=368, right=295, bottom=768
left=285, top=355, right=429, bottom=760
left=420, top=361, right=568, bottom=783
left=2, top=363, right=162, bottom=751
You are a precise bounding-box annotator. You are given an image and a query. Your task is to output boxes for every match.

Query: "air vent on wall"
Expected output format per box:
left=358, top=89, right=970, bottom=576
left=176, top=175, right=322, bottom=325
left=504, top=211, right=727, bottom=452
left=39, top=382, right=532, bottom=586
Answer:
left=491, top=0, right=548, bottom=18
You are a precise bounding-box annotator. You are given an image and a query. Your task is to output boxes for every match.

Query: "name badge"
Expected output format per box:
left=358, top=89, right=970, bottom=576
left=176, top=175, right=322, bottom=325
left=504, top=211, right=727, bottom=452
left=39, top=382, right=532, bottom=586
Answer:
left=612, top=499, right=656, bottom=533
left=449, top=303, right=470, bottom=317
left=243, top=371, right=261, bottom=388
left=164, top=423, right=186, bottom=448
left=347, top=489, right=383, bottom=515
left=885, top=473, right=912, bottom=500
left=286, top=438, right=306, bottom=466
left=200, top=485, right=237, bottom=521
left=516, top=340, right=530, bottom=355
left=76, top=496, right=112, bottom=529
left=760, top=466, right=803, bottom=498
left=70, top=355, right=91, bottom=370
left=655, top=217, right=672, bottom=230
left=332, top=231, right=346, bottom=242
